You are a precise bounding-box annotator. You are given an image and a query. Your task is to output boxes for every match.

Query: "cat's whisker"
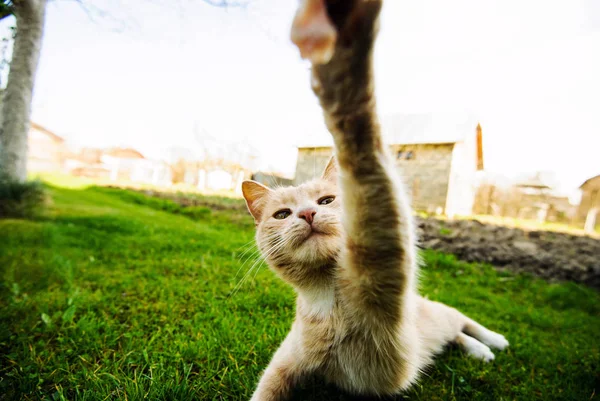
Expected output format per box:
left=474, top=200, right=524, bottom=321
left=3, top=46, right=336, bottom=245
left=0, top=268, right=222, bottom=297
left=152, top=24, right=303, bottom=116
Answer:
left=235, top=238, right=257, bottom=253
left=230, top=250, right=268, bottom=298
left=232, top=248, right=261, bottom=285
left=228, top=236, right=287, bottom=298
left=238, top=244, right=258, bottom=266
left=247, top=237, right=289, bottom=271
left=229, top=257, right=261, bottom=298
left=237, top=242, right=259, bottom=260
left=237, top=233, right=280, bottom=267
left=236, top=232, right=277, bottom=257
left=247, top=237, right=291, bottom=283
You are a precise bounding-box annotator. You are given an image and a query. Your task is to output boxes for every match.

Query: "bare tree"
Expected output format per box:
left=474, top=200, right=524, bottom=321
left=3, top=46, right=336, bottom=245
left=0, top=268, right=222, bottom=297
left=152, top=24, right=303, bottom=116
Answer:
left=0, top=0, right=47, bottom=183
left=0, top=0, right=247, bottom=184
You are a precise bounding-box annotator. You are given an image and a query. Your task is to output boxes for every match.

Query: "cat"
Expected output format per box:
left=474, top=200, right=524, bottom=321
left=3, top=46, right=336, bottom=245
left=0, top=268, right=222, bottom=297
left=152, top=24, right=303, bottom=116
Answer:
left=241, top=0, right=509, bottom=399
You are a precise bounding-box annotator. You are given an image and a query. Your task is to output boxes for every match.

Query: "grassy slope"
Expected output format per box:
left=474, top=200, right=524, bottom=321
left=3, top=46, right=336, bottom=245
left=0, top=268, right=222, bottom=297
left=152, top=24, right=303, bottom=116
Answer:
left=1, top=186, right=598, bottom=400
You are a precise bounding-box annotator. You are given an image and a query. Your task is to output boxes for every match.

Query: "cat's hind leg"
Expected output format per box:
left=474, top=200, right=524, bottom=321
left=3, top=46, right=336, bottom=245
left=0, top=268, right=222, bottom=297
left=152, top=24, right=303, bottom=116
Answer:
left=455, top=333, right=495, bottom=362
left=462, top=317, right=509, bottom=351
left=417, top=298, right=509, bottom=363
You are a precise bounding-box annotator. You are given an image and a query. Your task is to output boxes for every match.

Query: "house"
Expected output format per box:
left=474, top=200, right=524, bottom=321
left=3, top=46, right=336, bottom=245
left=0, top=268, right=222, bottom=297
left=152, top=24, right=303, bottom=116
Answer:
left=67, top=147, right=172, bottom=186
left=65, top=147, right=109, bottom=178
left=251, top=171, right=294, bottom=188
left=512, top=173, right=574, bottom=223
left=102, top=147, right=172, bottom=186
left=101, top=147, right=145, bottom=181
left=27, top=122, right=67, bottom=172
left=196, top=161, right=252, bottom=194
left=294, top=113, right=484, bottom=216
left=576, top=174, right=600, bottom=232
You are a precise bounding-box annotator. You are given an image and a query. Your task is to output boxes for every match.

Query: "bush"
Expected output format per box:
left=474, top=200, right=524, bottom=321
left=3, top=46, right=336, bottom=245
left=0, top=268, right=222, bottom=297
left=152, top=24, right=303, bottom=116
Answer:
left=0, top=179, right=49, bottom=219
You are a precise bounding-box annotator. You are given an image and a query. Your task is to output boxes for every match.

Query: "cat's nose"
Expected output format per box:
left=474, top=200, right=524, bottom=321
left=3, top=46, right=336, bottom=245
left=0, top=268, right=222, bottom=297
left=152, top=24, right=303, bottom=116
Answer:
left=298, top=208, right=317, bottom=225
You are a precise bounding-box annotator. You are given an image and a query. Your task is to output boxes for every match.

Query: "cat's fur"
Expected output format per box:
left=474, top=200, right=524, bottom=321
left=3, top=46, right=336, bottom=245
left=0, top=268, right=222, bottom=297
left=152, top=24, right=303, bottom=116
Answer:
left=241, top=1, right=508, bottom=399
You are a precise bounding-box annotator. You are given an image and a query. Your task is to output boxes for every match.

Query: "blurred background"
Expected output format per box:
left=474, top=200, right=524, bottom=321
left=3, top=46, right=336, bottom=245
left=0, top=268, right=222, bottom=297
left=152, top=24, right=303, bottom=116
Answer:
left=1, top=0, right=599, bottom=231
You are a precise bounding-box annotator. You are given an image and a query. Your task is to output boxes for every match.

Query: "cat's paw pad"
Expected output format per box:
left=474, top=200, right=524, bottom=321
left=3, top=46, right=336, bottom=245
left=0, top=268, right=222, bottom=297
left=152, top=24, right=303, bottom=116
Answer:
left=291, top=0, right=383, bottom=64
left=291, top=0, right=337, bottom=64
left=481, top=331, right=509, bottom=351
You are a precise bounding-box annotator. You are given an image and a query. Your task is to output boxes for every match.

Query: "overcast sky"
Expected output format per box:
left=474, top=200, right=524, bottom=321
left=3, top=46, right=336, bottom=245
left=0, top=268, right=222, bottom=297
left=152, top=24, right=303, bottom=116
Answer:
left=1, top=0, right=599, bottom=195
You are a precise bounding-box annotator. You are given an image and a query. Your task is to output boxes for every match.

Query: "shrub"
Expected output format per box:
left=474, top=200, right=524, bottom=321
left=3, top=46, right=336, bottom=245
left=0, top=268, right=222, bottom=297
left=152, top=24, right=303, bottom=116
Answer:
left=0, top=179, right=49, bottom=219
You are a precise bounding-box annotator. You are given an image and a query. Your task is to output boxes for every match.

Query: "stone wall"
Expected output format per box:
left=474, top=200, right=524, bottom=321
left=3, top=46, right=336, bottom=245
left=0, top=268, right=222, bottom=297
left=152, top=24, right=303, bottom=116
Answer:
left=445, top=140, right=477, bottom=217
left=294, top=143, right=455, bottom=213
left=294, top=147, right=333, bottom=185
left=392, top=144, right=454, bottom=213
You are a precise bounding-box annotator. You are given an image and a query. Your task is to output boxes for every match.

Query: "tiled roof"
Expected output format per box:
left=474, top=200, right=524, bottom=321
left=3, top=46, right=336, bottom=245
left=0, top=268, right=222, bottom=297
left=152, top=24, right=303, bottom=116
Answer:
left=30, top=122, right=64, bottom=143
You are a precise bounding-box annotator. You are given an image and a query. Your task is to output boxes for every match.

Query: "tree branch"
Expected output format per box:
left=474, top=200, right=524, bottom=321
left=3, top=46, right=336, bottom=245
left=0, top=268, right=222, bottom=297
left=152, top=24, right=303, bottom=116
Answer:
left=0, top=1, right=14, bottom=20
left=201, top=0, right=249, bottom=8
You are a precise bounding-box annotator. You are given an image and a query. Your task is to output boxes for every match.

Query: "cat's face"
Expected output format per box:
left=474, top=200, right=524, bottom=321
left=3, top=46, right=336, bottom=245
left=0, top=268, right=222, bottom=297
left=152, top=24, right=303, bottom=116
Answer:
left=242, top=158, right=342, bottom=287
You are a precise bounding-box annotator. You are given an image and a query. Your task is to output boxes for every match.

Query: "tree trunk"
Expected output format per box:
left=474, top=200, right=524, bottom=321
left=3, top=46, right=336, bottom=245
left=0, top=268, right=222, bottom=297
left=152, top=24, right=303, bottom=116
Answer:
left=0, top=0, right=47, bottom=183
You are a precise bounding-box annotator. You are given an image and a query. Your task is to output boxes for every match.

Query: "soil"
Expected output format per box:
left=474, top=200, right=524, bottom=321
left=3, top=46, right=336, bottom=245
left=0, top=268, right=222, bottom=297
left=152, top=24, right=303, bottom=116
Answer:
left=416, top=217, right=600, bottom=290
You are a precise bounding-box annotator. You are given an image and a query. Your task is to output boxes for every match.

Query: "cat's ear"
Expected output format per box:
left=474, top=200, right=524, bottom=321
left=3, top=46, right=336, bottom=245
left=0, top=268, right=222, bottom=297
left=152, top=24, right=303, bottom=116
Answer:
left=321, top=156, right=338, bottom=183
left=241, top=180, right=272, bottom=222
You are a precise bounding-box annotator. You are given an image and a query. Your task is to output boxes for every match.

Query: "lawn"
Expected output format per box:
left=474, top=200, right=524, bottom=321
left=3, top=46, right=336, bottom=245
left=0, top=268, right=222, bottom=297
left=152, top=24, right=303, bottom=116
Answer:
left=1, top=184, right=599, bottom=400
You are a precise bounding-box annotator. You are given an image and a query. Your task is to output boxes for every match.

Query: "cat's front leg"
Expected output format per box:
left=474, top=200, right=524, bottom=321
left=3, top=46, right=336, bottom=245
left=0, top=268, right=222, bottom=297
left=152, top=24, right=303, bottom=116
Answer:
left=292, top=0, right=383, bottom=123
left=291, top=0, right=416, bottom=330
left=250, top=334, right=305, bottom=401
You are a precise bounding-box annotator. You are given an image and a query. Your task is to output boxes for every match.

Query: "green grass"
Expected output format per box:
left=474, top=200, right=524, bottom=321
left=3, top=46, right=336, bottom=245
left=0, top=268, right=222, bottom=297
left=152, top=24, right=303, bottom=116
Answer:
left=1, top=185, right=599, bottom=400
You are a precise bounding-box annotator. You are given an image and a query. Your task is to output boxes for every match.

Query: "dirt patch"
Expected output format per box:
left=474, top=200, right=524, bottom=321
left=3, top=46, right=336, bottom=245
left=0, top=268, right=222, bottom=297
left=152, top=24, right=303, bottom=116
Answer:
left=417, top=217, right=600, bottom=290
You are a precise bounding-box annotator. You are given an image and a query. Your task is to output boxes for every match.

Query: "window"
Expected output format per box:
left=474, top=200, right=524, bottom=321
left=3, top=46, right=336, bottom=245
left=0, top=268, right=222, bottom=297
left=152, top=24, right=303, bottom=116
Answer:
left=397, top=149, right=415, bottom=161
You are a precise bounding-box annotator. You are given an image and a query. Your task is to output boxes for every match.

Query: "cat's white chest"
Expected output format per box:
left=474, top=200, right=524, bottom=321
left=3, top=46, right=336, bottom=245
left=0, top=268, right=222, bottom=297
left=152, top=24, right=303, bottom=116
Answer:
left=298, top=287, right=336, bottom=318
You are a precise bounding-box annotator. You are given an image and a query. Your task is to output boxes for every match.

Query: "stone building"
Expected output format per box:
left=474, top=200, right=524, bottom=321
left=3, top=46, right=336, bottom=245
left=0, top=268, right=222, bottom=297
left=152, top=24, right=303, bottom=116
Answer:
left=294, top=113, right=484, bottom=216
left=251, top=171, right=294, bottom=188
left=576, top=174, right=600, bottom=233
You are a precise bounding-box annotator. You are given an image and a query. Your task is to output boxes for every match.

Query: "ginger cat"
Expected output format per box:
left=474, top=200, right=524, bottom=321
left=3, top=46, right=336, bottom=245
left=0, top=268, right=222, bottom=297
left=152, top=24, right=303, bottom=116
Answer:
left=241, top=0, right=508, bottom=399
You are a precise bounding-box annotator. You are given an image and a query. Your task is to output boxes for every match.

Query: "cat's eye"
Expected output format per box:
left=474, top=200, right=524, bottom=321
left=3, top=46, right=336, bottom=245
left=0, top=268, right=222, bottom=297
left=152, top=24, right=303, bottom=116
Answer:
left=318, top=196, right=335, bottom=205
left=273, top=209, right=292, bottom=219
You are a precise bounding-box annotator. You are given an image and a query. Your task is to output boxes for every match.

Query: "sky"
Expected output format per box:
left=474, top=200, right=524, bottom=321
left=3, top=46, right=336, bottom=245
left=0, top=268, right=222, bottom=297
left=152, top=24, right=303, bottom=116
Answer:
left=1, top=0, right=599, bottom=196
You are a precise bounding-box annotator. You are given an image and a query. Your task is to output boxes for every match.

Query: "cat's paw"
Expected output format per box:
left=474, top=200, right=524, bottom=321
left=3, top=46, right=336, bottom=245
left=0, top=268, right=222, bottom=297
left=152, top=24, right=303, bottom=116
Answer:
left=465, top=341, right=496, bottom=363
left=291, top=0, right=382, bottom=64
left=290, top=0, right=337, bottom=64
left=480, top=331, right=509, bottom=351
left=458, top=333, right=496, bottom=363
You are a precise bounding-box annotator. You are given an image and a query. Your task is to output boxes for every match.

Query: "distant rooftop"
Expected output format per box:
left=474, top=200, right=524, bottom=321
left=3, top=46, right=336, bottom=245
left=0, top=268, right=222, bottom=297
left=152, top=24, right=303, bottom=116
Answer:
left=296, top=112, right=480, bottom=148
left=580, top=174, right=600, bottom=189
left=104, top=147, right=145, bottom=159
left=515, top=172, right=556, bottom=190
left=31, top=122, right=65, bottom=143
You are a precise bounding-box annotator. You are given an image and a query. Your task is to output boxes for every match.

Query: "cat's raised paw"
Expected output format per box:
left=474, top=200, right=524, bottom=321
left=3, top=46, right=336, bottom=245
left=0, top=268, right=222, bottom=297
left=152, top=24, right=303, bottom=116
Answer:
left=290, top=0, right=337, bottom=64
left=291, top=0, right=383, bottom=64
